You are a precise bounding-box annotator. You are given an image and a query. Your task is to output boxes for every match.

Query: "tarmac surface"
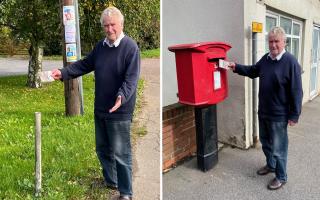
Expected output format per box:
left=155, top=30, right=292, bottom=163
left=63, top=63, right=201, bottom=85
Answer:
left=0, top=57, right=62, bottom=77
left=163, top=97, right=320, bottom=200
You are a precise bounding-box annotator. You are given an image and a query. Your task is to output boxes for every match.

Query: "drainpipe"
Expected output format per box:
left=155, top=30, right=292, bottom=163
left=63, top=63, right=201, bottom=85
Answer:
left=252, top=32, right=258, bottom=147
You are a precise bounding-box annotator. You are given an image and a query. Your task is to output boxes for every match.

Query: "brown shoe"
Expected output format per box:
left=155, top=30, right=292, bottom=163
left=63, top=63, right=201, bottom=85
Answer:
left=267, top=178, right=286, bottom=190
left=257, top=165, right=275, bottom=175
left=118, top=195, right=132, bottom=200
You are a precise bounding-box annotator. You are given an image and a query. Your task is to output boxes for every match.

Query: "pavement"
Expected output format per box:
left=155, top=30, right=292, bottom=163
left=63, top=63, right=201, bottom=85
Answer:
left=163, top=96, right=320, bottom=200
left=0, top=57, right=160, bottom=200
left=132, top=58, right=160, bottom=200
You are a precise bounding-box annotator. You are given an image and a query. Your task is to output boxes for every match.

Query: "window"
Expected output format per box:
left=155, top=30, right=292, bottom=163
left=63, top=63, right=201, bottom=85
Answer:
left=265, top=15, right=277, bottom=53
left=265, top=12, right=303, bottom=62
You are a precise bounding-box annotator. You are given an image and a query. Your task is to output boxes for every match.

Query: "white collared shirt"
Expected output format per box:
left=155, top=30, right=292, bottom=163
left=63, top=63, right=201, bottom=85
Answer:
left=103, top=32, right=125, bottom=47
left=268, top=49, right=286, bottom=61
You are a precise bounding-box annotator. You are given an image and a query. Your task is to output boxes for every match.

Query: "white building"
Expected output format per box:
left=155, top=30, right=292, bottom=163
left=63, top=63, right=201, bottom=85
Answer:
left=163, top=0, right=320, bottom=166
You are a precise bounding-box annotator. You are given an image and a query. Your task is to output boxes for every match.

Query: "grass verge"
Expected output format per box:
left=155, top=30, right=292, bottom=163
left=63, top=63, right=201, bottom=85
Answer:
left=140, top=48, right=160, bottom=58
left=0, top=75, right=144, bottom=199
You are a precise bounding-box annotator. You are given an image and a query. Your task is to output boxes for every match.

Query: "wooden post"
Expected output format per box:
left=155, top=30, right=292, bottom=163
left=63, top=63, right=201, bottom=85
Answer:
left=60, top=0, right=83, bottom=116
left=35, top=112, right=42, bottom=196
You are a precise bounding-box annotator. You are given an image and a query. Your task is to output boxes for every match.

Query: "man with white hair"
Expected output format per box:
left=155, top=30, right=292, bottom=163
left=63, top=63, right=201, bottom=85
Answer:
left=52, top=7, right=139, bottom=200
left=228, top=26, right=303, bottom=190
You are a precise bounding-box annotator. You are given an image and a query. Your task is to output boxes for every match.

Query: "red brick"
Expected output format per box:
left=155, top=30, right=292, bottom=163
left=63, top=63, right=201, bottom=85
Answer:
left=190, top=145, right=197, bottom=154
left=163, top=142, right=174, bottom=155
left=162, top=104, right=198, bottom=171
left=162, top=129, right=173, bottom=140
left=163, top=158, right=177, bottom=170
left=162, top=134, right=174, bottom=145
left=176, top=150, right=192, bottom=160
left=162, top=124, right=174, bottom=134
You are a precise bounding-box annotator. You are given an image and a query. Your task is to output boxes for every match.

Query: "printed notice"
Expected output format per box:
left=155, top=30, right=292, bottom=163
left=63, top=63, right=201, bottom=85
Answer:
left=214, top=71, right=221, bottom=90
left=65, top=25, right=76, bottom=43
left=66, top=43, right=77, bottom=62
left=63, top=6, right=75, bottom=25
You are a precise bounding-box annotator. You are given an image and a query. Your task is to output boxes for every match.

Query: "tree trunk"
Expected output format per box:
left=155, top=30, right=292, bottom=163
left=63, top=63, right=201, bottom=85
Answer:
left=27, top=44, right=43, bottom=88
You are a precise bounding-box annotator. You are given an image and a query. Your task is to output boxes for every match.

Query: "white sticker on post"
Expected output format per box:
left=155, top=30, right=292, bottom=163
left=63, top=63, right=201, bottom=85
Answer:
left=214, top=71, right=221, bottom=90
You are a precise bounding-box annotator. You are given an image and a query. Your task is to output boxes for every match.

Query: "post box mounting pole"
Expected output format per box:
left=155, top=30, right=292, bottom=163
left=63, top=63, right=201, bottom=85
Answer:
left=194, top=105, right=218, bottom=172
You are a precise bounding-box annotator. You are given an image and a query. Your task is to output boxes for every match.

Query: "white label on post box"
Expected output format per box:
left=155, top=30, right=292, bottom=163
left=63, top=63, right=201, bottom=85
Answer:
left=214, top=71, right=221, bottom=90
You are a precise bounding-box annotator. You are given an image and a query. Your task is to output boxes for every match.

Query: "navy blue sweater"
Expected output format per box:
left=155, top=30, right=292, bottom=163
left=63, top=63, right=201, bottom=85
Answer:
left=235, top=52, right=302, bottom=122
left=60, top=36, right=140, bottom=120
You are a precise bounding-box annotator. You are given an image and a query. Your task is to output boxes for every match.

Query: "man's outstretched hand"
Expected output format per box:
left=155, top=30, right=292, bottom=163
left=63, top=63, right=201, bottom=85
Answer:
left=51, top=69, right=62, bottom=80
left=288, top=120, right=297, bottom=126
left=109, top=95, right=122, bottom=113
left=228, top=62, right=236, bottom=71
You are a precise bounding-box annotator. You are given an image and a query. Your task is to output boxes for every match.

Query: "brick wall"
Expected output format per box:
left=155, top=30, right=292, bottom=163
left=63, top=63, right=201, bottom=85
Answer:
left=162, top=103, right=196, bottom=171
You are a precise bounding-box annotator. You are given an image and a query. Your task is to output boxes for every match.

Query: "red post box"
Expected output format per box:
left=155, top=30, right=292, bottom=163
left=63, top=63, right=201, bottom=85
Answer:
left=169, top=41, right=232, bottom=172
left=168, top=42, right=231, bottom=106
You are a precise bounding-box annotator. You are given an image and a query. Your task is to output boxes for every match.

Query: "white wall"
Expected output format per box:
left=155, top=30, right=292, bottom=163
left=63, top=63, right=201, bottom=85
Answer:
left=162, top=0, right=245, bottom=106
left=163, top=0, right=249, bottom=148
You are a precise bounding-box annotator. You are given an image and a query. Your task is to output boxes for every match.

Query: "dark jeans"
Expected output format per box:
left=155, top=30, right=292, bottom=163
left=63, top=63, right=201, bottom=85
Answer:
left=94, top=115, right=132, bottom=197
left=259, top=119, right=288, bottom=182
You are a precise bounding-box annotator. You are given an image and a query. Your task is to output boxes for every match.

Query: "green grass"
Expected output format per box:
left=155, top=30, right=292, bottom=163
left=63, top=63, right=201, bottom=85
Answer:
left=0, top=75, right=144, bottom=199
left=42, top=55, right=62, bottom=60
left=140, top=48, right=160, bottom=58
left=134, top=126, right=148, bottom=137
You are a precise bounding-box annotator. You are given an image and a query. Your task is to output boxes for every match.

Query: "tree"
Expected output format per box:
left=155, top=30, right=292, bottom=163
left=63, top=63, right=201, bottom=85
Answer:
left=78, top=0, right=107, bottom=54
left=78, top=0, right=160, bottom=53
left=0, top=0, right=60, bottom=88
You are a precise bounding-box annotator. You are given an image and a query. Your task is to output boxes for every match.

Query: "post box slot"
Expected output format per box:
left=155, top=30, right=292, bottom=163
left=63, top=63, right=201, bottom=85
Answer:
left=206, top=51, right=226, bottom=60
left=208, top=58, right=224, bottom=63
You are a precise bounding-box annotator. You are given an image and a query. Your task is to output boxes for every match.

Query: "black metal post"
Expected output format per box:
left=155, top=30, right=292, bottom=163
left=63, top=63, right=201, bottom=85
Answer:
left=194, top=105, right=218, bottom=172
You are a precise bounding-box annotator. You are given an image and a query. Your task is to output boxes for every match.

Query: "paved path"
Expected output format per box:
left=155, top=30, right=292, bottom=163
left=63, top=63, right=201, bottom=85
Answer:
left=0, top=57, right=160, bottom=199
left=132, top=58, right=160, bottom=200
left=163, top=97, right=320, bottom=200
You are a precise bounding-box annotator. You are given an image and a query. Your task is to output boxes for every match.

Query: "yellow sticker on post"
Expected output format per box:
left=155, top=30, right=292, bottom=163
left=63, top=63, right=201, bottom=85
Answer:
left=252, top=22, right=263, bottom=33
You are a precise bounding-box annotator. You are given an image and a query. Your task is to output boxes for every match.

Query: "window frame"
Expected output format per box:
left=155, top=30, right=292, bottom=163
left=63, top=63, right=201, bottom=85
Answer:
left=265, top=11, right=303, bottom=63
